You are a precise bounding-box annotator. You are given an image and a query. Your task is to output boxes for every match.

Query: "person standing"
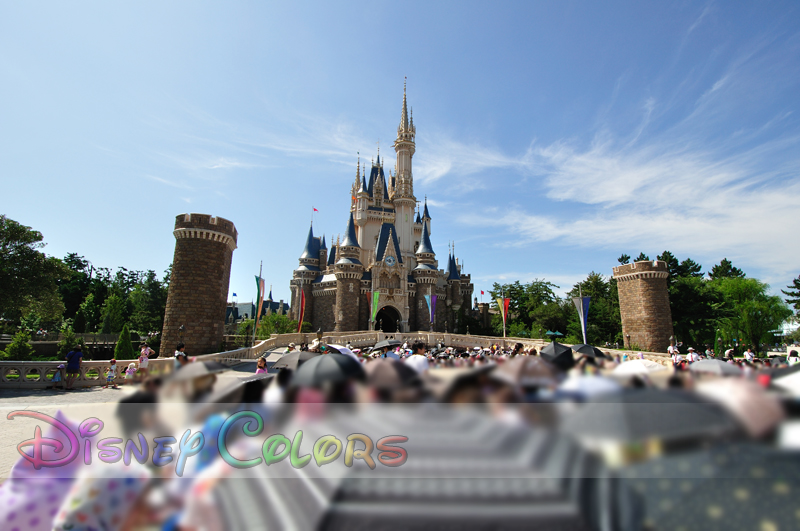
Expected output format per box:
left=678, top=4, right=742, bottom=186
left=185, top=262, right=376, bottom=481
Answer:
left=138, top=343, right=152, bottom=379
left=65, top=344, right=83, bottom=390
left=174, top=342, right=189, bottom=370
left=255, top=357, right=268, bottom=374
left=671, top=347, right=684, bottom=368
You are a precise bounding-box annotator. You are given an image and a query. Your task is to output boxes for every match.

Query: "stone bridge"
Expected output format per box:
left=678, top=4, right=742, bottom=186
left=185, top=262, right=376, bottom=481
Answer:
left=0, top=332, right=670, bottom=390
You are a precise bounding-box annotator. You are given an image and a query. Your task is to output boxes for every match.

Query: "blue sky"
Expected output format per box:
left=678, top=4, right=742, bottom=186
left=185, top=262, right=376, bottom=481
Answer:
left=2, top=1, right=799, bottom=305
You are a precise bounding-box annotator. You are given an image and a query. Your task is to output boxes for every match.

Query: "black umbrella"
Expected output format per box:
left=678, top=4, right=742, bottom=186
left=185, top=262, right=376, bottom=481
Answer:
left=203, top=372, right=273, bottom=404
left=540, top=341, right=575, bottom=370
left=292, top=353, right=365, bottom=387
left=169, top=360, right=231, bottom=382
left=656, top=446, right=800, bottom=531
left=561, top=389, right=741, bottom=443
left=271, top=350, right=321, bottom=371
left=374, top=339, right=403, bottom=350
left=571, top=343, right=610, bottom=360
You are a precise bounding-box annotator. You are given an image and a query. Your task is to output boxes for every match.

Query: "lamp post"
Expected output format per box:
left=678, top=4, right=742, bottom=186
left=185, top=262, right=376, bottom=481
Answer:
left=625, top=333, right=630, bottom=349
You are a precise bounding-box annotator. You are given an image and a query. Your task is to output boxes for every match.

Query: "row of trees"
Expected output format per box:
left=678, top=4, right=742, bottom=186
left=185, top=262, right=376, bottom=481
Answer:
left=486, top=253, right=797, bottom=352
left=1, top=215, right=170, bottom=355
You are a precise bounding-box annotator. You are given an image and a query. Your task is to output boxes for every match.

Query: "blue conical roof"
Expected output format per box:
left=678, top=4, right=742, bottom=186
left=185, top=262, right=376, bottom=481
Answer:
left=423, top=200, right=431, bottom=220
left=415, top=211, right=421, bottom=223
left=327, top=244, right=337, bottom=266
left=416, top=220, right=434, bottom=255
left=341, top=212, right=360, bottom=248
left=320, top=235, right=327, bottom=250
left=447, top=253, right=460, bottom=281
left=299, top=224, right=320, bottom=259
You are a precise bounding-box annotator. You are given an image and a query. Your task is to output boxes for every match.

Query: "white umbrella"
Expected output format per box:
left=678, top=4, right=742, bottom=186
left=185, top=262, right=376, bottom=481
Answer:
left=695, top=378, right=785, bottom=438
left=404, top=354, right=430, bottom=374
left=689, top=359, right=741, bottom=377
left=327, top=344, right=359, bottom=361
left=612, top=359, right=669, bottom=376
left=558, top=375, right=622, bottom=398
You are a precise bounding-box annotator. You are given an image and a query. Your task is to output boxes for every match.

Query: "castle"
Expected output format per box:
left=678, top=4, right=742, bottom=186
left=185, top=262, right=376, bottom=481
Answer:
left=289, top=85, right=474, bottom=333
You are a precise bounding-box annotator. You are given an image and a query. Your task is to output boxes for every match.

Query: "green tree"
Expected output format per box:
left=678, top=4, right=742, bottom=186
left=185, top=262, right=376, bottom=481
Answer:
left=617, top=254, right=631, bottom=265
left=129, top=270, right=168, bottom=333
left=57, top=326, right=87, bottom=358
left=0, top=216, right=69, bottom=321
left=1, top=330, right=35, bottom=361
left=713, top=277, right=792, bottom=351
left=781, top=274, right=800, bottom=315
left=114, top=323, right=135, bottom=359
left=77, top=293, right=101, bottom=333
left=633, top=252, right=650, bottom=262
left=56, top=253, right=92, bottom=319
left=489, top=280, right=567, bottom=337
left=709, top=258, right=745, bottom=280
left=256, top=313, right=303, bottom=338
left=100, top=294, right=126, bottom=333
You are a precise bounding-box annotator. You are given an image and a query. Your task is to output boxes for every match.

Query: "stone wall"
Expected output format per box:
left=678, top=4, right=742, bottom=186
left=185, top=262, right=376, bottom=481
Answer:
left=312, top=291, right=335, bottom=333
left=161, top=213, right=237, bottom=357
left=613, top=261, right=674, bottom=353
left=334, top=277, right=360, bottom=331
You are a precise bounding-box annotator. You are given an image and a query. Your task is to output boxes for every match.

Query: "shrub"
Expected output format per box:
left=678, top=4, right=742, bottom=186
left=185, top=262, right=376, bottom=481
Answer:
left=3, top=330, right=35, bottom=361
left=57, top=327, right=87, bottom=358
left=114, top=323, right=135, bottom=360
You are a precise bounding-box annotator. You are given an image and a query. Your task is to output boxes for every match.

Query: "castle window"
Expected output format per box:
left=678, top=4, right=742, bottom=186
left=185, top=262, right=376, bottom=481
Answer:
left=414, top=241, right=419, bottom=251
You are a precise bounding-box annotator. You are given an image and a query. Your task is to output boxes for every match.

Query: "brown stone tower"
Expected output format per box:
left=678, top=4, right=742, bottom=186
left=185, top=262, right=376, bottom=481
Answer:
left=161, top=213, right=237, bottom=356
left=612, top=260, right=674, bottom=353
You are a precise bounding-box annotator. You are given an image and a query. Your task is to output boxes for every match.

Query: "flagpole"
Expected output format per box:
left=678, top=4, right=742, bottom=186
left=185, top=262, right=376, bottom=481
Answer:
left=502, top=290, right=506, bottom=338
left=251, top=261, right=262, bottom=350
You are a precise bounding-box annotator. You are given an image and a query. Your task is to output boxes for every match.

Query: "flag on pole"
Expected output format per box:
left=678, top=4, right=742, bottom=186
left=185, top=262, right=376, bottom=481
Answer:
left=297, top=290, right=306, bottom=332
left=313, top=207, right=319, bottom=212
left=424, top=294, right=431, bottom=322
left=572, top=296, right=591, bottom=345
left=481, top=290, right=484, bottom=295
left=371, top=291, right=380, bottom=322
left=232, top=292, right=237, bottom=297
left=255, top=276, right=265, bottom=329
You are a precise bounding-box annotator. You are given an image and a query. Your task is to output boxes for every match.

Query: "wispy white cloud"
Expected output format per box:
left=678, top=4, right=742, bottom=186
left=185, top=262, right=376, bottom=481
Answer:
left=145, top=174, right=194, bottom=190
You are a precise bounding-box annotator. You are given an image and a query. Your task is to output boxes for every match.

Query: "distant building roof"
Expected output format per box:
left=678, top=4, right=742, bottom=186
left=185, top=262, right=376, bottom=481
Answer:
left=341, top=212, right=360, bottom=248
left=299, top=224, right=320, bottom=259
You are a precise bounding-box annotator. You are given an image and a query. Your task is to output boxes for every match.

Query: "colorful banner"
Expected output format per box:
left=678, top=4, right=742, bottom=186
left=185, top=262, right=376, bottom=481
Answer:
left=424, top=294, right=431, bottom=321
left=572, top=296, right=591, bottom=344
left=297, top=290, right=306, bottom=332
left=255, top=276, right=265, bottom=329
left=496, top=297, right=510, bottom=325
left=371, top=291, right=381, bottom=322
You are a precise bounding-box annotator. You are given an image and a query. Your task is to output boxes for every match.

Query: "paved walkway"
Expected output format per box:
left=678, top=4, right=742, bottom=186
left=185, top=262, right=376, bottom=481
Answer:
left=0, top=360, right=271, bottom=479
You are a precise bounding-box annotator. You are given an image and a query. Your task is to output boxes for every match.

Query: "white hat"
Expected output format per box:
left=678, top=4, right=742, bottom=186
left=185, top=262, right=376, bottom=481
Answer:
left=688, top=347, right=695, bottom=351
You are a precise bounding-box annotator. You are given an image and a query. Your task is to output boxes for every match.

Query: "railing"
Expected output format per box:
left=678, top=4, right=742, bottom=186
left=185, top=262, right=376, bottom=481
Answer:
left=0, top=331, right=672, bottom=389
left=0, top=339, right=273, bottom=390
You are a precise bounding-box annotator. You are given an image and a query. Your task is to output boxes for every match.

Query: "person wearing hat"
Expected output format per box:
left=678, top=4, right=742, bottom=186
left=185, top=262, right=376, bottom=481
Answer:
left=65, top=344, right=83, bottom=390
left=50, top=363, right=65, bottom=390
left=686, top=347, right=700, bottom=363
left=285, top=342, right=296, bottom=353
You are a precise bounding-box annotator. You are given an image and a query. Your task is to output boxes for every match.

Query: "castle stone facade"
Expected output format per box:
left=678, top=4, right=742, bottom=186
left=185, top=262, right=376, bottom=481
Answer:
left=612, top=260, right=674, bottom=353
left=290, top=86, right=473, bottom=333
left=161, top=213, right=237, bottom=355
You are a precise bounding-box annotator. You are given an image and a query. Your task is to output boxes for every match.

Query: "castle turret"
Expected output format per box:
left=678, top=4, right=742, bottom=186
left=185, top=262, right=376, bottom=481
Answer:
left=333, top=213, right=364, bottom=331
left=412, top=222, right=438, bottom=331
left=394, top=81, right=417, bottom=261
left=290, top=223, right=320, bottom=326
left=319, top=234, right=327, bottom=270
left=161, top=213, right=237, bottom=355
left=613, top=260, right=674, bottom=352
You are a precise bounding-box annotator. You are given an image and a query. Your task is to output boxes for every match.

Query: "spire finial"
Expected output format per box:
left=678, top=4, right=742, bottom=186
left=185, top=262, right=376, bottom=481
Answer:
left=400, top=78, right=409, bottom=131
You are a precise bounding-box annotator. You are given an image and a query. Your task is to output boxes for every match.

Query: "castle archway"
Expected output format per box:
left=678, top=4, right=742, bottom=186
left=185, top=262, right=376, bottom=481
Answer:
left=376, top=306, right=402, bottom=333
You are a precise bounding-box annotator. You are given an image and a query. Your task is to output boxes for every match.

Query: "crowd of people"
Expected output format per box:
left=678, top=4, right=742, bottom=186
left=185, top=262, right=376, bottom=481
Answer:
left=12, top=336, right=795, bottom=530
